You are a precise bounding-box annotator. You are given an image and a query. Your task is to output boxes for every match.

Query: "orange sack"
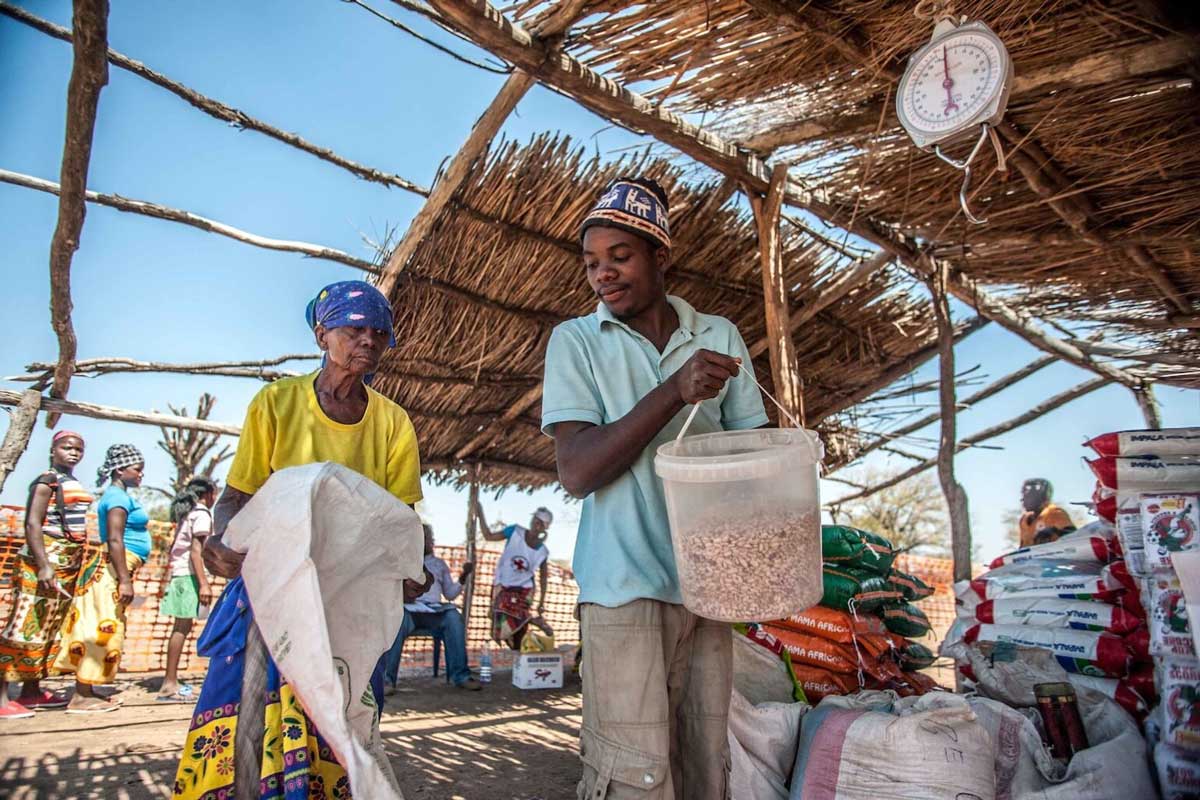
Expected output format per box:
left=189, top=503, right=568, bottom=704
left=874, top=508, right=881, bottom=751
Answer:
left=768, top=606, right=887, bottom=644
left=790, top=664, right=862, bottom=702
left=761, top=624, right=861, bottom=673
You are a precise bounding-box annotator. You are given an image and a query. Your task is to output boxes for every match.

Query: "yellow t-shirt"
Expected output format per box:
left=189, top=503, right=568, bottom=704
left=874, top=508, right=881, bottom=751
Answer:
left=226, top=372, right=423, bottom=505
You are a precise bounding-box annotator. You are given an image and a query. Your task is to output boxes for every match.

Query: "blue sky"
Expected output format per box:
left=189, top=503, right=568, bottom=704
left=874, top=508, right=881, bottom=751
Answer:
left=1, top=0, right=1195, bottom=565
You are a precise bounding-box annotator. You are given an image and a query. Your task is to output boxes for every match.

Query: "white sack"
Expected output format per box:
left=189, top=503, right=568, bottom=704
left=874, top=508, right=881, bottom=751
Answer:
left=727, top=688, right=805, bottom=800
left=225, top=462, right=426, bottom=800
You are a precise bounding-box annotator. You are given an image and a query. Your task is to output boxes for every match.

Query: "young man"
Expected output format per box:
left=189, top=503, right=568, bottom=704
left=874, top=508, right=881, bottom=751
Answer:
left=475, top=502, right=553, bottom=649
left=541, top=177, right=768, bottom=799
left=1018, top=478, right=1075, bottom=547
left=383, top=524, right=480, bottom=691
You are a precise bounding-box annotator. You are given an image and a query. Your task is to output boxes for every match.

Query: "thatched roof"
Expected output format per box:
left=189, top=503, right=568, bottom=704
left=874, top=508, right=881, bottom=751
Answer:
left=373, top=134, right=940, bottom=489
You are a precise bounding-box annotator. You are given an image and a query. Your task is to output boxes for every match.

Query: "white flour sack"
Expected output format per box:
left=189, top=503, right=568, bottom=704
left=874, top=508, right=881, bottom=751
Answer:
left=1088, top=456, right=1200, bottom=492
left=1143, top=494, right=1200, bottom=573
left=962, top=561, right=1123, bottom=605
left=971, top=597, right=1142, bottom=634
left=1159, top=657, right=1200, bottom=751
left=789, top=692, right=996, bottom=800
left=990, top=535, right=1117, bottom=570
left=1086, top=427, right=1200, bottom=458
left=962, top=624, right=1134, bottom=677
left=1150, top=577, right=1196, bottom=658
left=1155, top=744, right=1200, bottom=800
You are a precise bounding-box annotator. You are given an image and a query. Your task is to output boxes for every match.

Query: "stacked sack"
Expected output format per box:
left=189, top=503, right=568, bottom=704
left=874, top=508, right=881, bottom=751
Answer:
left=755, top=525, right=941, bottom=702
left=1086, top=426, right=1200, bottom=800
left=945, top=519, right=1156, bottom=720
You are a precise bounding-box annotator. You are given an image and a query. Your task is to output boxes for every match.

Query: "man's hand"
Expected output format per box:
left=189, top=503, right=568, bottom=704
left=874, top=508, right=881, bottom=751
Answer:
left=403, top=569, right=435, bottom=602
left=203, top=538, right=246, bottom=579
left=670, top=349, right=741, bottom=405
left=460, top=561, right=475, bottom=581
left=198, top=584, right=214, bottom=607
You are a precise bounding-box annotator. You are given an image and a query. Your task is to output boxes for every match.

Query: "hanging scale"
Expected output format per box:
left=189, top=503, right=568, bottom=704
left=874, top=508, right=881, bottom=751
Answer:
left=896, top=2, right=1013, bottom=224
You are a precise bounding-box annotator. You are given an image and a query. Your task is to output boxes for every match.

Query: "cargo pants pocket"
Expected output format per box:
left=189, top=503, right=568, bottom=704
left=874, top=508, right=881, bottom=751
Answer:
left=578, top=727, right=669, bottom=799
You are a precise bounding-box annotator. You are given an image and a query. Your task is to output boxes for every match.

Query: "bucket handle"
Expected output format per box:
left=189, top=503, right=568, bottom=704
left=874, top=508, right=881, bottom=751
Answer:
left=676, top=362, right=815, bottom=457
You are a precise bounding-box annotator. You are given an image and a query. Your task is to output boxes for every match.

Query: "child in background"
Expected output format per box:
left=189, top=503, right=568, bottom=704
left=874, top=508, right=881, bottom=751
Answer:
left=157, top=476, right=217, bottom=702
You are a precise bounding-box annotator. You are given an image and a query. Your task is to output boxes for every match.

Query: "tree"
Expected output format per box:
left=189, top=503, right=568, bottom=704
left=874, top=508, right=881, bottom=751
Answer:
left=830, top=469, right=950, bottom=554
left=153, top=393, right=234, bottom=497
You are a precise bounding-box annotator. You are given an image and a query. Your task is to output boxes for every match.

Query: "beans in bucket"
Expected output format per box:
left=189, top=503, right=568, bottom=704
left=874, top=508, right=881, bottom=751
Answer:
left=654, top=371, right=824, bottom=622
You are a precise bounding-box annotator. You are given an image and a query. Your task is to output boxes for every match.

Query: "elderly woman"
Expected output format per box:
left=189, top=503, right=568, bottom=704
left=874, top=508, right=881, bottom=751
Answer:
left=54, top=443, right=149, bottom=713
left=173, top=281, right=426, bottom=800
left=0, top=431, right=92, bottom=719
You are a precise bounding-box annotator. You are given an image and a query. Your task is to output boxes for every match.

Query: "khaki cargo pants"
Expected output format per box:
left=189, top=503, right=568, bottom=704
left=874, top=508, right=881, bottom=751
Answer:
left=577, top=599, right=732, bottom=800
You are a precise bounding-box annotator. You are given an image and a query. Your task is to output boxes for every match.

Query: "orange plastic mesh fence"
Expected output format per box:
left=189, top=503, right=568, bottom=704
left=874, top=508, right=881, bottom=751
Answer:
left=1, top=506, right=962, bottom=674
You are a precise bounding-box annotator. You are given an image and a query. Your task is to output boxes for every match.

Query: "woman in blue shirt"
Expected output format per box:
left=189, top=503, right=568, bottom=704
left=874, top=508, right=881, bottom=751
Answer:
left=54, top=444, right=149, bottom=713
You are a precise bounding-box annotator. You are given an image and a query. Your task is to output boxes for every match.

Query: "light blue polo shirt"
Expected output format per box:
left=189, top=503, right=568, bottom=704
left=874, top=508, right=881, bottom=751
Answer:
left=541, top=295, right=769, bottom=607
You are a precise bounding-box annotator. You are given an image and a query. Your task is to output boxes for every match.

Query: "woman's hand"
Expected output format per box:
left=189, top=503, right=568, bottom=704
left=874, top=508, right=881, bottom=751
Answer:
left=203, top=538, right=245, bottom=579
left=117, top=579, right=135, bottom=606
left=36, top=563, right=59, bottom=595
left=198, top=583, right=214, bottom=607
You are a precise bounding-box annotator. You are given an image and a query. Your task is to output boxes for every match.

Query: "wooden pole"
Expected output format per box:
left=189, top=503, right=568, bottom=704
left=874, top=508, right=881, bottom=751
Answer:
left=0, top=388, right=241, bottom=436
left=45, top=0, right=109, bottom=427
left=747, top=163, right=804, bottom=426
left=375, top=69, right=536, bottom=296
left=929, top=271, right=972, bottom=584
left=0, top=389, right=44, bottom=494
left=1132, top=384, right=1163, bottom=430
left=462, top=468, right=481, bottom=638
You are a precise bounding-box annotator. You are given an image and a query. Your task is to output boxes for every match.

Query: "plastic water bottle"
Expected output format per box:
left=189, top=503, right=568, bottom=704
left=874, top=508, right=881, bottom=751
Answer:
left=479, top=643, right=492, bottom=684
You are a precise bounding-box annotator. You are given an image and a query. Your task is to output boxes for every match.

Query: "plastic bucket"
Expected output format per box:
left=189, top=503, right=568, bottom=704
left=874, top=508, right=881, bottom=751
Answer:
left=655, top=428, right=824, bottom=622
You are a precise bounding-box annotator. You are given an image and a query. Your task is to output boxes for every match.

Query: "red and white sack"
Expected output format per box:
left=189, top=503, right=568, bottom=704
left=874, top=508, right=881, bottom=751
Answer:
left=1150, top=577, right=1197, bottom=659
left=1143, top=494, right=1200, bottom=573
left=970, top=597, right=1142, bottom=634
left=1087, top=427, right=1200, bottom=458
left=1067, top=673, right=1151, bottom=717
left=990, top=534, right=1116, bottom=570
left=1159, top=657, right=1200, bottom=752
left=1088, top=456, right=1200, bottom=492
left=960, top=561, right=1123, bottom=605
left=1155, top=743, right=1200, bottom=800
left=962, top=623, right=1134, bottom=677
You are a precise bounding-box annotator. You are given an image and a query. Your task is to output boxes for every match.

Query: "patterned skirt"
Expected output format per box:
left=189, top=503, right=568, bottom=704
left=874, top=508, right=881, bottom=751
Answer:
left=173, top=578, right=368, bottom=800
left=52, top=549, right=143, bottom=685
left=491, top=585, right=535, bottom=650
left=0, top=535, right=88, bottom=681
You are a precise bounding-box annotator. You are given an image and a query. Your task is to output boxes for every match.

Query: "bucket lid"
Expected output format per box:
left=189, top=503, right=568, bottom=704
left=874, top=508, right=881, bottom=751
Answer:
left=654, top=428, right=823, bottom=483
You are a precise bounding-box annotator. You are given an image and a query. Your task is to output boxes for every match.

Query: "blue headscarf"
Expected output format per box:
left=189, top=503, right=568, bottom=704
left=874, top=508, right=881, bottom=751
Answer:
left=304, top=280, right=396, bottom=345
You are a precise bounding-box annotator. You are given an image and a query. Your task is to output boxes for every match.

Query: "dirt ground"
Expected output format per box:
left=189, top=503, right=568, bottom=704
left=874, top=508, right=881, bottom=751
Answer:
left=0, top=670, right=583, bottom=800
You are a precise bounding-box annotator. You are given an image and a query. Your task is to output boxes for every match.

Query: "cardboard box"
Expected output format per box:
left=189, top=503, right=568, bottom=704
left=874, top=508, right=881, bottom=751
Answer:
left=513, top=653, right=563, bottom=690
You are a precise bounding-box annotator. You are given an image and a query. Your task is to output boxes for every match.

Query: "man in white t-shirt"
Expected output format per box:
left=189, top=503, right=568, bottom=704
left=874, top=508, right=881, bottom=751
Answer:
left=382, top=525, right=479, bottom=691
left=474, top=502, right=553, bottom=650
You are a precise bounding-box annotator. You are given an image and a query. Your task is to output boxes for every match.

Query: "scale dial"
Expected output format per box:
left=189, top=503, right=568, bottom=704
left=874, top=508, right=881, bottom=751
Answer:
left=897, top=21, right=1013, bottom=149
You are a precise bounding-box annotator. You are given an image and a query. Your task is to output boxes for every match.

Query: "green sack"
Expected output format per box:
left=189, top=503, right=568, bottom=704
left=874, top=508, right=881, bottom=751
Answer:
left=821, top=525, right=896, bottom=575
left=821, top=564, right=904, bottom=612
left=880, top=602, right=932, bottom=638
left=896, top=640, right=936, bottom=670
left=884, top=569, right=935, bottom=602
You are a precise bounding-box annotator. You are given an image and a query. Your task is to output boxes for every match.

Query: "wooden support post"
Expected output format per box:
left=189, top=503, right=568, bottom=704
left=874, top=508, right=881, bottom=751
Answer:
left=461, top=469, right=481, bottom=635
left=0, top=389, right=44, bottom=494
left=929, top=272, right=973, bottom=584
left=376, top=69, right=536, bottom=296
left=1132, top=384, right=1163, bottom=430
left=45, top=0, right=109, bottom=426
left=747, top=163, right=804, bottom=426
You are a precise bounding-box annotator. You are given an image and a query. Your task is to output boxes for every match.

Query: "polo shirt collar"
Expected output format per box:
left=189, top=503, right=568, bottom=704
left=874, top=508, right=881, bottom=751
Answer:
left=594, top=294, right=712, bottom=336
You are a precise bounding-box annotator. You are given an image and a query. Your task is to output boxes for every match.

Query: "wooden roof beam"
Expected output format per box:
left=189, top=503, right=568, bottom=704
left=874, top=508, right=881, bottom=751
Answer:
left=829, top=375, right=1111, bottom=505
left=0, top=169, right=561, bottom=327
left=742, top=35, right=1199, bottom=153
left=996, top=120, right=1192, bottom=315
left=44, top=0, right=109, bottom=427
left=0, top=388, right=242, bottom=437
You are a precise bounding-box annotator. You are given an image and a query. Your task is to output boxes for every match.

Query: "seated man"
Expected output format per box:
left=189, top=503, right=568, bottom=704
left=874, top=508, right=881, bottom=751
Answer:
left=384, top=524, right=480, bottom=691
left=474, top=501, right=553, bottom=650
left=1018, top=478, right=1076, bottom=547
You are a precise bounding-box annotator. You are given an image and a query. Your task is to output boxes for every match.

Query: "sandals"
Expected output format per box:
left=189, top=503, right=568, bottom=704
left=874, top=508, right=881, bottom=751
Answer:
left=0, top=701, right=35, bottom=720
left=156, top=691, right=194, bottom=703
left=65, top=696, right=121, bottom=714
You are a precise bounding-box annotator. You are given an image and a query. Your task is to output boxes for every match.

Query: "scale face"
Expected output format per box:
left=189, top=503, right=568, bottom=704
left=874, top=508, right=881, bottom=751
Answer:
left=896, top=20, right=1013, bottom=150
